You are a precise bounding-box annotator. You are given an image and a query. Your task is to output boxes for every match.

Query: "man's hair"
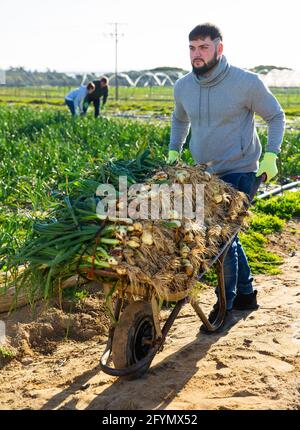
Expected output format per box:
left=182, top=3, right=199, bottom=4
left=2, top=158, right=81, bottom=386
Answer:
left=189, top=23, right=223, bottom=42
left=100, top=76, right=108, bottom=85
left=87, top=82, right=95, bottom=91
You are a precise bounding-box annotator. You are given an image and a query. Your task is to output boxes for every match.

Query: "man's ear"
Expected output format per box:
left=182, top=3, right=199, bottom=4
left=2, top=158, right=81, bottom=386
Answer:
left=218, top=42, right=224, bottom=56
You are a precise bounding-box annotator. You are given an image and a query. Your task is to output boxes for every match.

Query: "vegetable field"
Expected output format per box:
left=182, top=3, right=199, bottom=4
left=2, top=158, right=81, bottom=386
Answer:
left=1, top=86, right=300, bottom=117
left=0, top=104, right=299, bottom=273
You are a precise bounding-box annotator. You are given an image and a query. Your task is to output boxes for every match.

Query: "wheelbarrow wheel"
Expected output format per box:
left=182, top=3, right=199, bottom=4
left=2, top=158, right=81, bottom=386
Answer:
left=112, top=301, right=156, bottom=379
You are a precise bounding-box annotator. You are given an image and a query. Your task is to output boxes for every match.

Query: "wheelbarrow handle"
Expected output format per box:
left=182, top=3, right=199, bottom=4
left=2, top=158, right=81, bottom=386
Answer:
left=248, top=173, right=267, bottom=202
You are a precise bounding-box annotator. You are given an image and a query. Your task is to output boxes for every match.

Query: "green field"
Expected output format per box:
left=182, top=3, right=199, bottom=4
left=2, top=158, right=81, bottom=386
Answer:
left=1, top=86, right=300, bottom=117
left=0, top=86, right=173, bottom=101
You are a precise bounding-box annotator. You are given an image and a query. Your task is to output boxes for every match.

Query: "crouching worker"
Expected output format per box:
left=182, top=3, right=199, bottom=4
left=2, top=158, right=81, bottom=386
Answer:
left=65, top=82, right=95, bottom=117
left=82, top=76, right=109, bottom=118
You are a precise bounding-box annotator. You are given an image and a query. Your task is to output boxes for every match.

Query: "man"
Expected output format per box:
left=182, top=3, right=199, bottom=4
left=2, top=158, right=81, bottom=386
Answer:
left=82, top=76, right=109, bottom=118
left=168, top=23, right=285, bottom=331
left=65, top=82, right=95, bottom=117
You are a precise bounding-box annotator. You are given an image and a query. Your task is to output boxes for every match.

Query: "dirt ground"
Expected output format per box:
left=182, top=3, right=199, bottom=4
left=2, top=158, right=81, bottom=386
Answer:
left=0, top=220, right=299, bottom=410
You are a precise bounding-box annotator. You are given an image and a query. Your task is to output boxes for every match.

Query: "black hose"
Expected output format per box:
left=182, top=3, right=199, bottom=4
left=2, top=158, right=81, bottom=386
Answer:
left=256, top=180, right=300, bottom=200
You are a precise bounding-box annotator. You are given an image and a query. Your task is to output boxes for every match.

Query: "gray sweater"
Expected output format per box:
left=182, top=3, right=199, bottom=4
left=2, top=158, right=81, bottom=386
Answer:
left=169, top=55, right=285, bottom=175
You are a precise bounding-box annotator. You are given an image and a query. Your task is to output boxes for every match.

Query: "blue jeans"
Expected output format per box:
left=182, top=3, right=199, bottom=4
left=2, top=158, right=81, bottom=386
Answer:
left=218, top=172, right=261, bottom=310
left=65, top=98, right=76, bottom=116
left=83, top=98, right=101, bottom=118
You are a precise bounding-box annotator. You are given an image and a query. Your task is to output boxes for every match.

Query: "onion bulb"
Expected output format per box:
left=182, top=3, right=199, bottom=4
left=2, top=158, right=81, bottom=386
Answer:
left=141, top=231, right=154, bottom=246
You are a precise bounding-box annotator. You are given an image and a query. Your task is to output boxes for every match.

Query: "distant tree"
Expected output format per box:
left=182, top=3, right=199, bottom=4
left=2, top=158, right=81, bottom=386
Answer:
left=3, top=65, right=293, bottom=87
left=250, top=65, right=292, bottom=75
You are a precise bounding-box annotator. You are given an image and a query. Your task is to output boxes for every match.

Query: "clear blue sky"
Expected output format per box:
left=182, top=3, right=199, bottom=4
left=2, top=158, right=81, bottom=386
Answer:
left=1, top=0, right=299, bottom=73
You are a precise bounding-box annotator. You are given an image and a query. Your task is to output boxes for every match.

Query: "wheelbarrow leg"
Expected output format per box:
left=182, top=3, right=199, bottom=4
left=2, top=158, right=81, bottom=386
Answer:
left=100, top=297, right=122, bottom=364
left=191, top=244, right=230, bottom=332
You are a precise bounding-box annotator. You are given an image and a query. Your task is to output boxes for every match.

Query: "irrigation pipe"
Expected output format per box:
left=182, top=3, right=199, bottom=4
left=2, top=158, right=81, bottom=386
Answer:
left=256, top=180, right=300, bottom=200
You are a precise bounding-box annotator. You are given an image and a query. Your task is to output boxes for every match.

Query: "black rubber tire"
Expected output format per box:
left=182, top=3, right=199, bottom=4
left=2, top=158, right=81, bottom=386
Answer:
left=112, top=301, right=156, bottom=379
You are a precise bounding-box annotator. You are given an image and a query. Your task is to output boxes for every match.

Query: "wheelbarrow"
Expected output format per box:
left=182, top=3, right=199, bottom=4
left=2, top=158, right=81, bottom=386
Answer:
left=97, top=174, right=266, bottom=379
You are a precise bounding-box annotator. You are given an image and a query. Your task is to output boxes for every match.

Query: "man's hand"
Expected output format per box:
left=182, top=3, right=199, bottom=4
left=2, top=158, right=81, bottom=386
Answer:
left=256, top=152, right=278, bottom=182
left=167, top=150, right=180, bottom=165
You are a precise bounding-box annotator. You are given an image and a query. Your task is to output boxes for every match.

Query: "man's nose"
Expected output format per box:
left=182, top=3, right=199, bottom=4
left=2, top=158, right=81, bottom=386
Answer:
left=193, top=47, right=202, bottom=56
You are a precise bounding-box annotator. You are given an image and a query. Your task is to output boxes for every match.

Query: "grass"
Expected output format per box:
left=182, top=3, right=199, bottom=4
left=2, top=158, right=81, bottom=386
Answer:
left=0, top=345, right=15, bottom=360
left=284, top=107, right=300, bottom=117
left=255, top=191, right=300, bottom=219
left=248, top=212, right=285, bottom=234
left=240, top=230, right=283, bottom=275
left=0, top=97, right=174, bottom=117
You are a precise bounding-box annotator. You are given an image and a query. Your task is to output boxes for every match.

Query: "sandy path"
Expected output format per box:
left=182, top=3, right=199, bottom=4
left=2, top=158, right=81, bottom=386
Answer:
left=0, top=223, right=299, bottom=410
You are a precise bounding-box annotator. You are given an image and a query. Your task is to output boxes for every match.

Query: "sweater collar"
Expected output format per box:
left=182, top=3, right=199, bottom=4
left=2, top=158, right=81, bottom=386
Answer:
left=192, top=55, right=230, bottom=87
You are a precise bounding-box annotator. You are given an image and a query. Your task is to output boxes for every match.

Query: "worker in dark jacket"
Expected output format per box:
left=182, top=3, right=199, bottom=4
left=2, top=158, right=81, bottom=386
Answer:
left=82, top=76, right=109, bottom=118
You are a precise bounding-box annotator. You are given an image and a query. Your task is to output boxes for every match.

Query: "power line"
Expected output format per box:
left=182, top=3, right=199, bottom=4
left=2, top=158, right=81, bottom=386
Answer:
left=107, top=22, right=125, bottom=101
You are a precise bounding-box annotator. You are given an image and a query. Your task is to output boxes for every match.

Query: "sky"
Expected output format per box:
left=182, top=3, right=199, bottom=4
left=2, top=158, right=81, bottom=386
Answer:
left=1, top=0, right=300, bottom=74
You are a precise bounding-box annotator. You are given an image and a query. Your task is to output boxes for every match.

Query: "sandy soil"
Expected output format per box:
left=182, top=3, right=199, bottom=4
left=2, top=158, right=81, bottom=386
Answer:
left=0, top=221, right=299, bottom=410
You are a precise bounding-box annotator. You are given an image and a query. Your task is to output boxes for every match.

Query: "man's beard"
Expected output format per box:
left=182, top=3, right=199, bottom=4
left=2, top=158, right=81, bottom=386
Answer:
left=192, top=51, right=219, bottom=76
